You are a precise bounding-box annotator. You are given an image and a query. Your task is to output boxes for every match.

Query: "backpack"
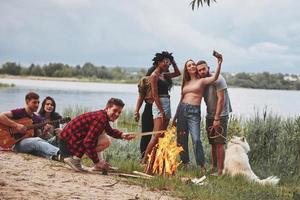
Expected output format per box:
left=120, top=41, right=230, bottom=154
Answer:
left=137, top=76, right=152, bottom=100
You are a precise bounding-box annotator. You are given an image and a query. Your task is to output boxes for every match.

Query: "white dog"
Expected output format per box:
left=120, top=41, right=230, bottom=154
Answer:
left=223, top=136, right=279, bottom=185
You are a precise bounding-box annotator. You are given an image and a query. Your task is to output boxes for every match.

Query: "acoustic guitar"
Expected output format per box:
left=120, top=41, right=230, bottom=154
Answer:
left=0, top=117, right=71, bottom=148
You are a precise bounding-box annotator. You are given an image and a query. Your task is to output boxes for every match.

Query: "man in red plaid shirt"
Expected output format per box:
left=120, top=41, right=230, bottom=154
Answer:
left=59, top=98, right=135, bottom=172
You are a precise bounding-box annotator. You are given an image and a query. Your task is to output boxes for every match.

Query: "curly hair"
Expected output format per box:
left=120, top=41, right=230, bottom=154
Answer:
left=152, top=51, right=174, bottom=66
left=151, top=51, right=174, bottom=90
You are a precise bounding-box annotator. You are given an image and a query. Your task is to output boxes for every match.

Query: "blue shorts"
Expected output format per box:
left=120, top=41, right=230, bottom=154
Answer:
left=152, top=97, right=171, bottom=119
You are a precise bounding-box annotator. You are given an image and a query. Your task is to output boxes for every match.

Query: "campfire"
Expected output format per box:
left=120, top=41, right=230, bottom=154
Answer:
left=146, top=127, right=183, bottom=175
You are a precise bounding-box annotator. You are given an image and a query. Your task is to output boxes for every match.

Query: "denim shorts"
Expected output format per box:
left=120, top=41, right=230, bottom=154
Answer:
left=152, top=97, right=171, bottom=119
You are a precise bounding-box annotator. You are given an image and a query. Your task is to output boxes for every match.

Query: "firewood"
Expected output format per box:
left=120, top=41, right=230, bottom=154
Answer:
left=133, top=171, right=153, bottom=178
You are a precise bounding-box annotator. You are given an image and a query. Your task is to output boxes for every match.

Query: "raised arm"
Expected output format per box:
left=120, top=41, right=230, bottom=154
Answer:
left=202, top=52, right=223, bottom=85
left=163, top=59, right=181, bottom=79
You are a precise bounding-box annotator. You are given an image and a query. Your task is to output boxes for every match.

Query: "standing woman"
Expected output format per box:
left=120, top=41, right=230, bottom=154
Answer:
left=142, top=51, right=181, bottom=167
left=134, top=66, right=155, bottom=159
left=173, top=51, right=222, bottom=172
left=38, top=96, right=62, bottom=146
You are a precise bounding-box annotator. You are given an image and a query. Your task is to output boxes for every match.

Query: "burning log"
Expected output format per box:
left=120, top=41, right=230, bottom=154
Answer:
left=146, top=127, right=183, bottom=175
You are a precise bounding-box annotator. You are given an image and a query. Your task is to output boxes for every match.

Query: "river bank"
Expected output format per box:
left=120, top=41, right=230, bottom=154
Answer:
left=0, top=74, right=138, bottom=84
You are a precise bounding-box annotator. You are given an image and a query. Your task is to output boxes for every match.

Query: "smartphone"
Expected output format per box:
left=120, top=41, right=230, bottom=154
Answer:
left=213, top=50, right=221, bottom=58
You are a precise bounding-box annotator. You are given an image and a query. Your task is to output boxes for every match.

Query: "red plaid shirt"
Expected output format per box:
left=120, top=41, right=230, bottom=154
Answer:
left=60, top=110, right=123, bottom=163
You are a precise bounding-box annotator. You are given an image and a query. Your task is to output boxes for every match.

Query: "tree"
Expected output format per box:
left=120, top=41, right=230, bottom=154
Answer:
left=30, top=65, right=44, bottom=76
left=190, top=0, right=216, bottom=10
left=1, top=62, right=22, bottom=75
left=82, top=62, right=97, bottom=77
left=43, top=63, right=64, bottom=77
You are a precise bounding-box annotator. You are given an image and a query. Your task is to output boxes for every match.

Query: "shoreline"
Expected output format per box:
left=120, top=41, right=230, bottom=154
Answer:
left=0, top=74, right=138, bottom=84
left=0, top=74, right=299, bottom=91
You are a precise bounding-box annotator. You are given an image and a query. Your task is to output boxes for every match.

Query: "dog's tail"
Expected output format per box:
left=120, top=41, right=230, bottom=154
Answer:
left=257, top=176, right=280, bottom=185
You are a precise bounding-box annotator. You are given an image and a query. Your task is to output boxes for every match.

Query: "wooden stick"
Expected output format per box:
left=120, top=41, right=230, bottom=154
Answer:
left=118, top=173, right=151, bottom=179
left=123, top=130, right=165, bottom=137
left=133, top=171, right=154, bottom=178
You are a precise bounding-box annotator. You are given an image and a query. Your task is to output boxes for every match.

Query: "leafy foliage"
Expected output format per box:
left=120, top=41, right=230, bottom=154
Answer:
left=0, top=82, right=15, bottom=88
left=0, top=62, right=145, bottom=83
left=190, top=0, right=216, bottom=10
left=223, top=72, right=300, bottom=90
left=1, top=62, right=300, bottom=90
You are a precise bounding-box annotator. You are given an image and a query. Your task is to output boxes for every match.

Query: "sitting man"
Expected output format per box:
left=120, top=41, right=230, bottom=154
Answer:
left=0, top=92, right=60, bottom=160
left=59, top=98, right=135, bottom=172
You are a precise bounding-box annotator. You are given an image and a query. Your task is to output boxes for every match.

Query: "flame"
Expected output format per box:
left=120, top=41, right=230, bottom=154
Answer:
left=148, top=127, right=183, bottom=175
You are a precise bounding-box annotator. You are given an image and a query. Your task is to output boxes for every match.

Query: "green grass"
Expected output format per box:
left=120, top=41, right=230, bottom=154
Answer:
left=64, top=106, right=300, bottom=200
left=0, top=82, right=15, bottom=88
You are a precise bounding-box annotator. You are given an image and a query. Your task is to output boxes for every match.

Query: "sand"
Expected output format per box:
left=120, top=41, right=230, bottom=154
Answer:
left=0, top=151, right=178, bottom=200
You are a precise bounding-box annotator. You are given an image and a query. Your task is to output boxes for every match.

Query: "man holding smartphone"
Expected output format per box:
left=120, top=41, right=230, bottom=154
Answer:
left=196, top=51, right=232, bottom=176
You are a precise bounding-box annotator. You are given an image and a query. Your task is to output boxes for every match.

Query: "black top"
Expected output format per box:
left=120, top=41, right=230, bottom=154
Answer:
left=157, top=76, right=170, bottom=95
left=39, top=112, right=62, bottom=128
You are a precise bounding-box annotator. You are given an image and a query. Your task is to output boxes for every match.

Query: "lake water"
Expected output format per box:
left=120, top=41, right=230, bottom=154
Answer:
left=0, top=78, right=299, bottom=118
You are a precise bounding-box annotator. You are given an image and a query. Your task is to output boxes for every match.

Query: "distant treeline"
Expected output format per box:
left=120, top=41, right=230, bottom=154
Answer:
left=1, top=62, right=300, bottom=90
left=0, top=62, right=146, bottom=83
left=223, top=72, right=300, bottom=90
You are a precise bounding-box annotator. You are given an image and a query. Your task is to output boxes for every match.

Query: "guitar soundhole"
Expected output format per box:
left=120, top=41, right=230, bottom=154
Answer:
left=9, top=129, right=24, bottom=140
left=13, top=133, right=24, bottom=140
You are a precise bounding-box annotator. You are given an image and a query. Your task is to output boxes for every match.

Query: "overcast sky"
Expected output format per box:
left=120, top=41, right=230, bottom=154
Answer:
left=0, top=0, right=299, bottom=73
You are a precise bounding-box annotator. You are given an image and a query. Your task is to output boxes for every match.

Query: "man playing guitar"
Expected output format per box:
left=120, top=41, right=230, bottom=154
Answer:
left=0, top=92, right=60, bottom=160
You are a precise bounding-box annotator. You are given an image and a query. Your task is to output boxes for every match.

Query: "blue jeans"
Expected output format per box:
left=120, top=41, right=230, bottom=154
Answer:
left=14, top=137, right=59, bottom=159
left=176, top=102, right=205, bottom=166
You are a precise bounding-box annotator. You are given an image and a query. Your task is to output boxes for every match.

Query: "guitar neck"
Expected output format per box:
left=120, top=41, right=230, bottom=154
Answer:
left=26, top=119, right=65, bottom=130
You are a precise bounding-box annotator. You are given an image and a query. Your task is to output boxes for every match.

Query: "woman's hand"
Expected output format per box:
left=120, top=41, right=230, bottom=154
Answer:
left=44, top=124, right=53, bottom=132
left=134, top=111, right=140, bottom=122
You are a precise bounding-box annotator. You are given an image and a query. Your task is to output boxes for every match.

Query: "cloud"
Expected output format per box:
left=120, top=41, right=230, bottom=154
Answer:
left=249, top=42, right=288, bottom=54
left=0, top=0, right=299, bottom=73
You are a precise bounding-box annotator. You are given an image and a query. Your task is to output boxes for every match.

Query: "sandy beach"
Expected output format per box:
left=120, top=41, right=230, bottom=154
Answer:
left=0, top=151, right=178, bottom=200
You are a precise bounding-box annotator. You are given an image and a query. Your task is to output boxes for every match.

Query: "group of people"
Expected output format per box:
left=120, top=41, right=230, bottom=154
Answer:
left=0, top=50, right=231, bottom=176
left=135, top=51, right=232, bottom=175
left=0, top=94, right=61, bottom=160
left=0, top=93, right=135, bottom=172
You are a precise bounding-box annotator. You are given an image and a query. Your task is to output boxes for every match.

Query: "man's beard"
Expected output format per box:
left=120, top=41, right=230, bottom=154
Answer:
left=199, top=72, right=209, bottom=78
